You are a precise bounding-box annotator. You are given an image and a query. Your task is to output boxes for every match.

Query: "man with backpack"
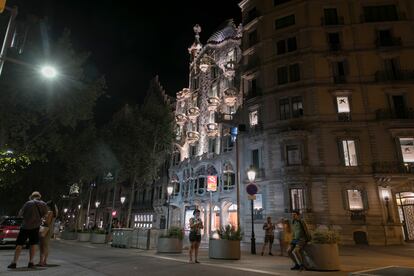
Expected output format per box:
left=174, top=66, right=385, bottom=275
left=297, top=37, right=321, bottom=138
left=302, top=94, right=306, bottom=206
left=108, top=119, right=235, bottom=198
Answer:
left=287, top=210, right=311, bottom=271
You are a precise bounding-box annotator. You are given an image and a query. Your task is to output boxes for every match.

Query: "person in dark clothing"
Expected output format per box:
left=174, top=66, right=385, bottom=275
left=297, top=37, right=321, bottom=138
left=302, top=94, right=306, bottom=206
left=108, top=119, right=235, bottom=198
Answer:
left=8, top=191, right=48, bottom=269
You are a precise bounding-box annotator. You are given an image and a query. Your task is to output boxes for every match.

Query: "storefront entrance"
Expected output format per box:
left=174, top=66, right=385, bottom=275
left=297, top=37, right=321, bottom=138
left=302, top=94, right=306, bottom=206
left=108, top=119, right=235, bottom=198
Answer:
left=396, top=192, right=414, bottom=241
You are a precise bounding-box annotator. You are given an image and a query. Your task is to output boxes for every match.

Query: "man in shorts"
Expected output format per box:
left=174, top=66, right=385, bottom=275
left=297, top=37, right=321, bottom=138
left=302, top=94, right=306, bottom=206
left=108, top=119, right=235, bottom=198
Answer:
left=8, top=191, right=48, bottom=269
left=261, top=216, right=275, bottom=256
left=287, top=210, right=311, bottom=271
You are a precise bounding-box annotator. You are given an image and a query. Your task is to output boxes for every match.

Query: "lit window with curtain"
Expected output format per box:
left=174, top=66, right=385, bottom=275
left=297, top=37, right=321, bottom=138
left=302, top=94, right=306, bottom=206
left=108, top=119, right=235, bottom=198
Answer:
left=341, top=139, right=358, bottom=166
left=290, top=188, right=306, bottom=212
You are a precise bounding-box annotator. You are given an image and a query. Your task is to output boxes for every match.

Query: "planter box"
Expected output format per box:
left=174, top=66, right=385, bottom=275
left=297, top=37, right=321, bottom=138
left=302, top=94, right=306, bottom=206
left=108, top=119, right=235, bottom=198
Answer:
left=90, top=233, right=106, bottom=244
left=61, top=231, right=77, bottom=240
left=157, top=237, right=183, bottom=253
left=209, top=239, right=240, bottom=260
left=77, top=232, right=91, bottom=242
left=304, top=243, right=340, bottom=271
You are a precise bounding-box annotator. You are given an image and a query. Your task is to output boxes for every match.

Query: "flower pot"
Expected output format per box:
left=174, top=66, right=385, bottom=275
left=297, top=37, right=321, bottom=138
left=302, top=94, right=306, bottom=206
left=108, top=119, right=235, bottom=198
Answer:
left=304, top=243, right=340, bottom=271
left=61, top=231, right=77, bottom=240
left=208, top=239, right=240, bottom=260
left=90, top=233, right=106, bottom=244
left=77, top=232, right=91, bottom=242
left=157, top=237, right=183, bottom=253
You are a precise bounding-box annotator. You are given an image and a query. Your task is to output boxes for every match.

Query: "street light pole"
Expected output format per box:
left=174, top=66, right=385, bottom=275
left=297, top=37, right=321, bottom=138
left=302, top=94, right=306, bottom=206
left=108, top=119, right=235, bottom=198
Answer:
left=247, top=169, right=257, bottom=255
left=120, top=196, right=126, bottom=227
left=166, top=185, right=173, bottom=230
left=94, top=201, right=100, bottom=228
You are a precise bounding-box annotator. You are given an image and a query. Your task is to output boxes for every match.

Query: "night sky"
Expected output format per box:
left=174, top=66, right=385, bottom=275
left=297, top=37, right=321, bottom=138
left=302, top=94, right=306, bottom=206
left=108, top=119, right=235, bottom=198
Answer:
left=9, top=0, right=241, bottom=116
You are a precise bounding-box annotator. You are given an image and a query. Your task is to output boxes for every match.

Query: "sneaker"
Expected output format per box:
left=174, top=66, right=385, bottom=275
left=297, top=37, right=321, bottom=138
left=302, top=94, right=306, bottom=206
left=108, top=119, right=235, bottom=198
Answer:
left=290, top=264, right=300, bottom=270
left=28, top=262, right=35, bottom=269
left=7, top=263, right=16, bottom=269
left=269, top=252, right=273, bottom=256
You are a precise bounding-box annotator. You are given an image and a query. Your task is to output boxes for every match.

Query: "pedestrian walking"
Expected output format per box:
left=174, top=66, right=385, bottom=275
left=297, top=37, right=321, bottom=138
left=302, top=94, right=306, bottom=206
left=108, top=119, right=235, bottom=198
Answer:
left=7, top=191, right=48, bottom=269
left=188, top=209, right=203, bottom=263
left=261, top=216, right=275, bottom=256
left=277, top=218, right=292, bottom=256
left=38, top=200, right=58, bottom=266
left=287, top=210, right=311, bottom=271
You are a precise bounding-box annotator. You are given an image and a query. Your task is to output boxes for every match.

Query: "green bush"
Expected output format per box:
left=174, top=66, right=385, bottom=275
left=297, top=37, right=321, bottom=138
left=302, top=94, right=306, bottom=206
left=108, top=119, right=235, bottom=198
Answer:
left=311, top=230, right=340, bottom=244
left=92, top=229, right=106, bottom=235
left=160, top=226, right=184, bottom=240
left=216, top=225, right=242, bottom=241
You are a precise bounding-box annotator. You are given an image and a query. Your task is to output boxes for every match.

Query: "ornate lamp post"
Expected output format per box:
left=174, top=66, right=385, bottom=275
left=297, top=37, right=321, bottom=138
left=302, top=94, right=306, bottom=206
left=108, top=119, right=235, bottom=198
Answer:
left=166, top=185, right=174, bottom=230
left=120, top=196, right=126, bottom=227
left=94, top=201, right=100, bottom=228
left=247, top=168, right=257, bottom=255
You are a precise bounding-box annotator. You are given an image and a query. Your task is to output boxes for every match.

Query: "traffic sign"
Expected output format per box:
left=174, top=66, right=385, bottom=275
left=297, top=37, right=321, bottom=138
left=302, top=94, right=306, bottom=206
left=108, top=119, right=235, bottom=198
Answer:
left=248, top=194, right=256, bottom=200
left=246, top=183, right=258, bottom=196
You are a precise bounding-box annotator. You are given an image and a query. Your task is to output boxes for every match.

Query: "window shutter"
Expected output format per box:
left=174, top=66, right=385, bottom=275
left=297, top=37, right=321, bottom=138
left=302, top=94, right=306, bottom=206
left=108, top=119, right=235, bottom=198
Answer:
left=341, top=189, right=350, bottom=210
left=362, top=189, right=369, bottom=210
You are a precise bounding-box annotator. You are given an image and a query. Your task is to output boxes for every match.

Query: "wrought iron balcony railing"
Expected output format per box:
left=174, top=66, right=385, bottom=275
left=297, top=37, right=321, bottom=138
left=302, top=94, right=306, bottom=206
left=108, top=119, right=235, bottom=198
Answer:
left=372, top=161, right=414, bottom=174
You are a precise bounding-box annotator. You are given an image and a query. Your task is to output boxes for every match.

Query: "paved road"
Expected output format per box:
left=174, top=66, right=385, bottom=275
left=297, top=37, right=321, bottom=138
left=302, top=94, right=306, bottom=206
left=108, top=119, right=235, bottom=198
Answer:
left=0, top=241, right=279, bottom=276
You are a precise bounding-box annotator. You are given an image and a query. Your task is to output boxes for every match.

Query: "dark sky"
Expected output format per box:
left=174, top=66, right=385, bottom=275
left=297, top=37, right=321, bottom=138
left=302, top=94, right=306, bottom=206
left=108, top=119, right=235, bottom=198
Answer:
left=10, top=0, right=241, bottom=113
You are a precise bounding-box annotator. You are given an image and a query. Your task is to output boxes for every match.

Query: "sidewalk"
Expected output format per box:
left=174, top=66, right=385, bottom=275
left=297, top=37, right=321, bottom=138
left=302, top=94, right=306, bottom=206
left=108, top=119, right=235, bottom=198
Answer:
left=126, top=242, right=414, bottom=276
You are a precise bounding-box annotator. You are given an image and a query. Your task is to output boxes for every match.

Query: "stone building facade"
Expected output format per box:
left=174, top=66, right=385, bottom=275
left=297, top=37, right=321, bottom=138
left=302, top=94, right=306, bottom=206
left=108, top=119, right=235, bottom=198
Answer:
left=168, top=21, right=243, bottom=239
left=238, top=0, right=414, bottom=245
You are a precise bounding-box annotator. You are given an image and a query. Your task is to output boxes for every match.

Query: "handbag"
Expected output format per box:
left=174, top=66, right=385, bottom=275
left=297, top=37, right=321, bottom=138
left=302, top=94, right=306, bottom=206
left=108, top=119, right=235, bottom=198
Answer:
left=35, top=202, right=49, bottom=238
left=39, top=225, right=49, bottom=238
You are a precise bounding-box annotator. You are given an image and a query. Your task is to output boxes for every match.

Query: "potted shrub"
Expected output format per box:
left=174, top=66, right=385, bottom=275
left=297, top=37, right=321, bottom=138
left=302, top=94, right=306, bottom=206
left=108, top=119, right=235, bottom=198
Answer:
left=209, top=225, right=242, bottom=260
left=77, top=229, right=91, bottom=242
left=157, top=226, right=184, bottom=253
left=61, top=229, right=77, bottom=240
left=90, top=229, right=107, bottom=244
left=304, top=229, right=341, bottom=271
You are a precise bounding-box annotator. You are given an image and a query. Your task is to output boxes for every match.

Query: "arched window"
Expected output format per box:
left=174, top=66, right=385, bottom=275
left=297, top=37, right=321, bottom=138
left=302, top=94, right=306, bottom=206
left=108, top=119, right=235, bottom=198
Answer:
left=222, top=162, right=235, bottom=191
left=171, top=174, right=180, bottom=197
left=194, top=166, right=206, bottom=196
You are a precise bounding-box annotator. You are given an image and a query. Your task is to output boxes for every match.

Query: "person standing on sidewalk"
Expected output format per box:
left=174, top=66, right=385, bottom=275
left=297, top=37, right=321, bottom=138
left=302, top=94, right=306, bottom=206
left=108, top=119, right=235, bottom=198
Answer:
left=188, top=209, right=203, bottom=263
left=287, top=210, right=311, bottom=271
left=38, top=200, right=58, bottom=266
left=7, top=191, right=48, bottom=269
left=261, top=216, right=275, bottom=256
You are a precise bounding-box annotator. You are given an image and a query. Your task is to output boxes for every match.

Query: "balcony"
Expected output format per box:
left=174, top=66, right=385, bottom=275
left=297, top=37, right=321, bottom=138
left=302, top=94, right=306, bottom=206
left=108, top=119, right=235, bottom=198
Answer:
left=376, top=37, right=402, bottom=48
left=223, top=87, right=238, bottom=106
left=333, top=75, right=347, bottom=84
left=375, top=108, right=414, bottom=120
left=329, top=43, right=341, bottom=52
left=207, top=96, right=220, bottom=111
left=177, top=88, right=190, bottom=100
left=372, top=161, right=414, bottom=174
left=175, top=113, right=187, bottom=125
left=375, top=70, right=414, bottom=82
left=206, top=123, right=219, bottom=137
left=186, top=131, right=200, bottom=144
left=215, top=113, right=234, bottom=123
left=321, top=16, right=344, bottom=26
left=186, top=107, right=200, bottom=120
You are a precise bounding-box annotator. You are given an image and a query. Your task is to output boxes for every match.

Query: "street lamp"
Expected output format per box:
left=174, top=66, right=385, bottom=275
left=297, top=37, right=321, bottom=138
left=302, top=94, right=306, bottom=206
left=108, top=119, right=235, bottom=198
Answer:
left=382, top=189, right=393, bottom=223
left=247, top=168, right=257, bottom=255
left=94, top=201, right=100, bottom=228
left=166, top=185, right=174, bottom=230
left=40, top=65, right=57, bottom=78
left=120, top=196, right=126, bottom=227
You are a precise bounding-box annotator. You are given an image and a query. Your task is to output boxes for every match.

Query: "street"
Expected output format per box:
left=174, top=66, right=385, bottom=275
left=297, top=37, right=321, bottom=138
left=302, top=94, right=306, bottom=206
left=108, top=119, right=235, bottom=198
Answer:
left=1, top=240, right=414, bottom=276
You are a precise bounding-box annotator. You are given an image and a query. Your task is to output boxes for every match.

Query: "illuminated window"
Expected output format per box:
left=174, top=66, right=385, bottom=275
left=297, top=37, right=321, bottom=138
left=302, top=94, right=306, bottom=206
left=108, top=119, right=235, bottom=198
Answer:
left=336, top=96, right=350, bottom=113
left=346, top=189, right=364, bottom=210
left=342, top=139, right=358, bottom=166
left=290, top=188, right=306, bottom=211
left=249, top=110, right=259, bottom=126
left=399, top=138, right=414, bottom=162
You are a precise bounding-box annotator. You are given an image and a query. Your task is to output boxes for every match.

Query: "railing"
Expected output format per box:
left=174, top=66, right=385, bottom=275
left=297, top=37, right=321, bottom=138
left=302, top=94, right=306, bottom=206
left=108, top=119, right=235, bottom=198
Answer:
left=372, top=161, right=414, bottom=174
left=375, top=70, right=414, bottom=82
left=329, top=43, right=341, bottom=51
left=338, top=112, right=351, bottom=121
left=375, top=108, right=414, bottom=120
left=376, top=37, right=402, bottom=48
left=321, top=16, right=344, bottom=26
